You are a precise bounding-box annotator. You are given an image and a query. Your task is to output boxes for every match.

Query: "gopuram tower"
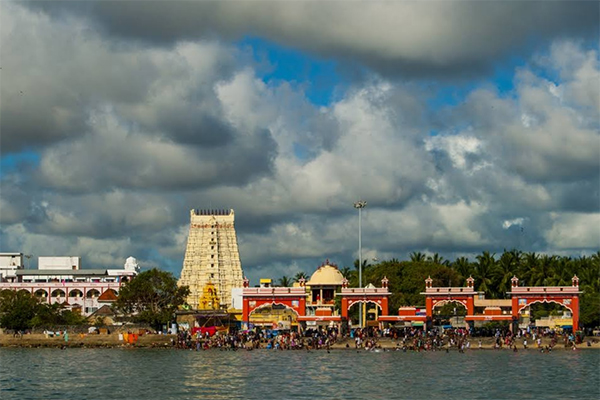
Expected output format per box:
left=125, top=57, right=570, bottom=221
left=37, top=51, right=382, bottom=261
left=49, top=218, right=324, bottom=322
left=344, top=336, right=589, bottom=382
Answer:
left=179, top=209, right=244, bottom=309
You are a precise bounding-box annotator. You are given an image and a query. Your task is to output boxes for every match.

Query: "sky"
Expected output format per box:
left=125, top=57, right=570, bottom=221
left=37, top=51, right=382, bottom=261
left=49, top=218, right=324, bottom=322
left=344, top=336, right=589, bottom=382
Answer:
left=0, top=1, right=599, bottom=284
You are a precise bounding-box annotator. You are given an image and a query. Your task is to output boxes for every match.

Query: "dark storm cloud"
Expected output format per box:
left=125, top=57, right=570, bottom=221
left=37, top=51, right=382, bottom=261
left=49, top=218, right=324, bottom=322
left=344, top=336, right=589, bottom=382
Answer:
left=24, top=1, right=600, bottom=78
left=35, top=111, right=277, bottom=192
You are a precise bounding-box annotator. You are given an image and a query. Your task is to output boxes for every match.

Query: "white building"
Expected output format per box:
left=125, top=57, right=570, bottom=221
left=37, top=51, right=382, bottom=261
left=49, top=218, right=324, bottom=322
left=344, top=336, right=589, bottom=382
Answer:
left=0, top=256, right=139, bottom=316
left=0, top=253, right=24, bottom=282
left=38, top=256, right=81, bottom=270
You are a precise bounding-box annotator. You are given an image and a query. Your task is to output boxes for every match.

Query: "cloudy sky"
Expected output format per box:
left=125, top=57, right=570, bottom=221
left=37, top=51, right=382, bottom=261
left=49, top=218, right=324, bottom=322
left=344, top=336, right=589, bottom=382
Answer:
left=1, top=1, right=598, bottom=283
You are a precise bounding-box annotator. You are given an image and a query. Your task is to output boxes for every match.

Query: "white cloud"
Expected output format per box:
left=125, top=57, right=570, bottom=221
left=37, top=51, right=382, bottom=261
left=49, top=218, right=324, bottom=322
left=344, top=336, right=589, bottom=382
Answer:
left=503, top=218, right=525, bottom=229
left=545, top=213, right=600, bottom=249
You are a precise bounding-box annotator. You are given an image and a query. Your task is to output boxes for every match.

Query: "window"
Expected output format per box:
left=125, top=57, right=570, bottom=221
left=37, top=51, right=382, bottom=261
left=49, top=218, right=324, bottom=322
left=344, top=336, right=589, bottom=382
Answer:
left=211, top=255, right=214, bottom=259
left=211, top=264, right=214, bottom=268
left=211, top=274, right=215, bottom=278
left=211, top=246, right=214, bottom=250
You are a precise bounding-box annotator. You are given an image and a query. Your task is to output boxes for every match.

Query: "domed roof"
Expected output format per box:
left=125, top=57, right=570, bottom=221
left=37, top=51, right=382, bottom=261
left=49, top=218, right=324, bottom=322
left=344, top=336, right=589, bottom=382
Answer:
left=307, top=260, right=344, bottom=286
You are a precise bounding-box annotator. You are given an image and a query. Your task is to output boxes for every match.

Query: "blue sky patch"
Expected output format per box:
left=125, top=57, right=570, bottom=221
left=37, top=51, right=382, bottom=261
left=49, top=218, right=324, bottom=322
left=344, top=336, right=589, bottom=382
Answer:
left=0, top=150, right=40, bottom=176
left=239, top=36, right=344, bottom=107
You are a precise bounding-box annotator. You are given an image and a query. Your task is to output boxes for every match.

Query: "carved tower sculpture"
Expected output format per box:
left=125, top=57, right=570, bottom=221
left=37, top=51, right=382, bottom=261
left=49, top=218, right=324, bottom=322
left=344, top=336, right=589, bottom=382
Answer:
left=179, top=209, right=244, bottom=309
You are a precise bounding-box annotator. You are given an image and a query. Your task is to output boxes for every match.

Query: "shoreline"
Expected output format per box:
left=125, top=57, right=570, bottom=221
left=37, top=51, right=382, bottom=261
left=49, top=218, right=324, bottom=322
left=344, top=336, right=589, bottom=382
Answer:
left=2, top=334, right=599, bottom=350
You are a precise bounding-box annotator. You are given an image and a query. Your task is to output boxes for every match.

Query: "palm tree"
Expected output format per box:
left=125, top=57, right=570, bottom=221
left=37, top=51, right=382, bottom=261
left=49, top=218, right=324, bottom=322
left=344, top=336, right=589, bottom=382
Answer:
left=530, top=255, right=555, bottom=286
left=452, top=257, right=472, bottom=279
left=548, top=256, right=573, bottom=286
left=340, top=266, right=352, bottom=279
left=474, top=251, right=496, bottom=296
left=519, top=252, right=539, bottom=284
left=353, top=259, right=371, bottom=271
left=410, top=252, right=426, bottom=262
left=278, top=276, right=292, bottom=287
left=294, top=272, right=308, bottom=282
left=427, top=253, right=448, bottom=266
left=493, top=251, right=520, bottom=297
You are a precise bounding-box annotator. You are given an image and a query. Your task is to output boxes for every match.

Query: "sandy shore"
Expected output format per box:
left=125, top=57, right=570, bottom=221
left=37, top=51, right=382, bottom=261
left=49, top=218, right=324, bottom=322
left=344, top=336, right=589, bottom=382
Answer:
left=0, top=333, right=174, bottom=348
left=2, top=334, right=600, bottom=350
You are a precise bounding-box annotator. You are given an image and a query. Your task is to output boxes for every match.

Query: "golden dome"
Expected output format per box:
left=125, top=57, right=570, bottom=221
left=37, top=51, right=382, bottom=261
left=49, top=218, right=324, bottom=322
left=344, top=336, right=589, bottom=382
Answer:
left=307, top=261, right=344, bottom=286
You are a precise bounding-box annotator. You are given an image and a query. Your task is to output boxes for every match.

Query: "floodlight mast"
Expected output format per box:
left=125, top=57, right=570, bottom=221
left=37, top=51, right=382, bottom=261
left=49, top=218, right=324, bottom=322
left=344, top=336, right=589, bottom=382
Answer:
left=353, top=200, right=367, bottom=328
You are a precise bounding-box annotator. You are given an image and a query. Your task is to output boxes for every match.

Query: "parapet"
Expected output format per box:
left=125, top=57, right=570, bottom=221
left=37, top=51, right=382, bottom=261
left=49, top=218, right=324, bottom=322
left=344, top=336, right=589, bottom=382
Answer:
left=190, top=209, right=234, bottom=216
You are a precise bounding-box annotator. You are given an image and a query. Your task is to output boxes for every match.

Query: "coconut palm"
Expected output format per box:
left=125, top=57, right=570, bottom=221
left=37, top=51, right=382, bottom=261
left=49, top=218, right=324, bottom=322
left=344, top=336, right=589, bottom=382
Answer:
left=294, top=272, right=308, bottom=282
left=278, top=276, right=292, bottom=287
left=427, top=253, right=449, bottom=266
left=340, top=266, right=352, bottom=279
left=493, top=251, right=520, bottom=297
left=452, top=257, right=473, bottom=279
left=410, top=252, right=427, bottom=262
left=474, top=251, right=496, bottom=296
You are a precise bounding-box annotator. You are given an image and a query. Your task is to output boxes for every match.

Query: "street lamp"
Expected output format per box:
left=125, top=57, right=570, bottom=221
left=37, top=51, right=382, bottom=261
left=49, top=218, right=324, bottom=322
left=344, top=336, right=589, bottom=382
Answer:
left=353, top=200, right=367, bottom=328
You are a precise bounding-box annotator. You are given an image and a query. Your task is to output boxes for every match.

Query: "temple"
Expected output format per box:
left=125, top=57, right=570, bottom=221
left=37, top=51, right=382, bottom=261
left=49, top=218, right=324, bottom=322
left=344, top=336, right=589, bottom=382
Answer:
left=179, top=209, right=244, bottom=310
left=239, top=260, right=582, bottom=333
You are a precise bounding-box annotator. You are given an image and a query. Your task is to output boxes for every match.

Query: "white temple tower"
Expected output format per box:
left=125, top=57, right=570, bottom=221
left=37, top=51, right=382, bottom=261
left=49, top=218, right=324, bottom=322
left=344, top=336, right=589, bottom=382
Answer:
left=179, top=209, right=244, bottom=309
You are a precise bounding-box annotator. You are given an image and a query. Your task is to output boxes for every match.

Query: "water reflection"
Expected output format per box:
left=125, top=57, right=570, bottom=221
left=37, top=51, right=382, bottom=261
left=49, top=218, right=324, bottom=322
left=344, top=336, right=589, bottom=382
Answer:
left=0, top=349, right=598, bottom=400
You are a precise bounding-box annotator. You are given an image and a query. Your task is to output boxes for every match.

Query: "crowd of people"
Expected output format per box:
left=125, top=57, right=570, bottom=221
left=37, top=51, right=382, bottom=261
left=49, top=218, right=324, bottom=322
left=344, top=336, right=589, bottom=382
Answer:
left=172, top=327, right=340, bottom=351
left=170, top=324, right=590, bottom=352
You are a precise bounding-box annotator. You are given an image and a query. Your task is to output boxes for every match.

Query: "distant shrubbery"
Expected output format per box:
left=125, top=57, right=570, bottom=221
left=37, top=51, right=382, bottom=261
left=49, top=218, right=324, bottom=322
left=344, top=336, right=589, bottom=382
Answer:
left=0, top=290, right=86, bottom=331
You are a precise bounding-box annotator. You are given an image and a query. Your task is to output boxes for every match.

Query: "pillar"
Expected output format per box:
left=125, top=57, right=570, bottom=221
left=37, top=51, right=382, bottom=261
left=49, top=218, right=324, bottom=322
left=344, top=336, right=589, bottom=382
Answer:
left=425, top=297, right=433, bottom=318
left=466, top=296, right=474, bottom=316
left=572, top=296, right=579, bottom=331
left=299, top=297, right=306, bottom=317
left=511, top=296, right=519, bottom=319
left=381, top=297, right=389, bottom=316
left=242, top=298, right=249, bottom=322
left=341, top=298, right=349, bottom=319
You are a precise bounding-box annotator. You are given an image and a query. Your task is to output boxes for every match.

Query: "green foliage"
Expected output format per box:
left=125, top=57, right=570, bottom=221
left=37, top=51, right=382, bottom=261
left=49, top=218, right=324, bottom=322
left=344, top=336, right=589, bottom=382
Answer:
left=113, top=268, right=190, bottom=330
left=0, top=290, right=86, bottom=330
left=293, top=272, right=308, bottom=282
left=0, top=290, right=40, bottom=331
left=278, top=276, right=292, bottom=287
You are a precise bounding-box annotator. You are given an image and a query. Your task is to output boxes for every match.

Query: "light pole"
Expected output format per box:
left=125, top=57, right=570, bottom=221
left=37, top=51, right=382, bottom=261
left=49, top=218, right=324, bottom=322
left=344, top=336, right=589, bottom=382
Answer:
left=353, top=200, right=367, bottom=328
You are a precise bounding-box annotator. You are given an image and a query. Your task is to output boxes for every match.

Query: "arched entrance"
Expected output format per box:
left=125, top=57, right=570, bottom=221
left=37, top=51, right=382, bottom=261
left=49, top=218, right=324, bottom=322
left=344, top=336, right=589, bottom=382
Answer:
left=519, top=300, right=575, bottom=331
left=422, top=276, right=476, bottom=322
left=241, top=278, right=307, bottom=326
left=338, top=278, right=390, bottom=325
left=248, top=303, right=299, bottom=330
left=431, top=300, right=468, bottom=327
left=510, top=276, right=581, bottom=331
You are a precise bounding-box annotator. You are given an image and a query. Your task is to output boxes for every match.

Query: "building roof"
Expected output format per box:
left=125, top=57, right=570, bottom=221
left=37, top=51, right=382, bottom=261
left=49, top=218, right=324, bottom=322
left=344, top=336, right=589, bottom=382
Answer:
left=89, top=305, right=115, bottom=317
left=98, top=289, right=118, bottom=302
left=307, top=263, right=344, bottom=286
left=16, top=269, right=108, bottom=276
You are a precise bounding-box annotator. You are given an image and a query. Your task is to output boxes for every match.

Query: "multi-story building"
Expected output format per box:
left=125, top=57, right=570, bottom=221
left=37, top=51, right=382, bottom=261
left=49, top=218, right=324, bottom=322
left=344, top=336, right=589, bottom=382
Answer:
left=179, top=209, right=244, bottom=310
left=0, top=253, right=24, bottom=282
left=0, top=256, right=139, bottom=316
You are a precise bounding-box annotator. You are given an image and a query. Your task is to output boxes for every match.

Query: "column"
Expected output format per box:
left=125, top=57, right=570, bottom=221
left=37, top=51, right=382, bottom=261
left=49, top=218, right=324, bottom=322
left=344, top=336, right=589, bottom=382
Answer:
left=571, top=296, right=579, bottom=331
left=341, top=298, right=348, bottom=319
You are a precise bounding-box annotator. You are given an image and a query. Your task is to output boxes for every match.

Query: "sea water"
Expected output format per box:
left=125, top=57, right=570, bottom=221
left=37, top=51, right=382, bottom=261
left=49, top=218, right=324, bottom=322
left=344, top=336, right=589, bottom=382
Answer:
left=1, top=348, right=599, bottom=399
